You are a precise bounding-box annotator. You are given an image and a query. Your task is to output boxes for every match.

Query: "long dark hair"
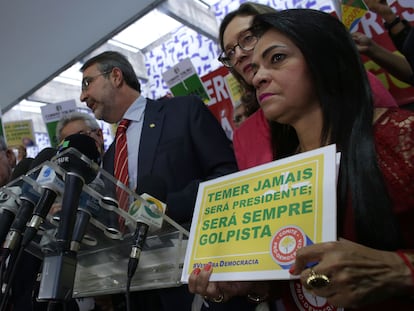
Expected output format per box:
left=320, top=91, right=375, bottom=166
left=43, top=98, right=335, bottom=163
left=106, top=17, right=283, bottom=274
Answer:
left=251, top=9, right=402, bottom=250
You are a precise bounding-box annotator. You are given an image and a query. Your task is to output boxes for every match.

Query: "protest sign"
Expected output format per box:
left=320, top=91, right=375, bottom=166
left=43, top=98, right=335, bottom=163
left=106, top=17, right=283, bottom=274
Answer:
left=182, top=145, right=338, bottom=282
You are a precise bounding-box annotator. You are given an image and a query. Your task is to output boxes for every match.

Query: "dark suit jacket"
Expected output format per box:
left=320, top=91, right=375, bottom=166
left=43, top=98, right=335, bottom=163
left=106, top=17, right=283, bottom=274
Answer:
left=103, top=95, right=238, bottom=224
left=102, top=95, right=242, bottom=311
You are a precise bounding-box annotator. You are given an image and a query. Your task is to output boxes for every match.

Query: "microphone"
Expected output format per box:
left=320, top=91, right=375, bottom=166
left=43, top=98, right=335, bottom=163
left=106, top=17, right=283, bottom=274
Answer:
left=70, top=176, right=105, bottom=252
left=38, top=134, right=100, bottom=302
left=54, top=133, right=101, bottom=251
left=0, top=187, right=21, bottom=246
left=2, top=148, right=56, bottom=254
left=22, top=164, right=65, bottom=248
left=0, top=149, right=56, bottom=311
left=127, top=175, right=167, bottom=278
left=0, top=158, right=33, bottom=245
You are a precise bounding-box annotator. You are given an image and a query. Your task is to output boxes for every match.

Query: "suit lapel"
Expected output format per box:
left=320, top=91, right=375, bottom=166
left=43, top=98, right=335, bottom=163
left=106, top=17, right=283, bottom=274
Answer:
left=138, top=99, right=164, bottom=177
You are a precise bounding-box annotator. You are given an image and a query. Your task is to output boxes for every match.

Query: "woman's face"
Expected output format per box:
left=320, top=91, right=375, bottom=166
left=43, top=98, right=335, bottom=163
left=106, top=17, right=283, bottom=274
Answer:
left=251, top=29, right=319, bottom=125
left=222, top=15, right=255, bottom=85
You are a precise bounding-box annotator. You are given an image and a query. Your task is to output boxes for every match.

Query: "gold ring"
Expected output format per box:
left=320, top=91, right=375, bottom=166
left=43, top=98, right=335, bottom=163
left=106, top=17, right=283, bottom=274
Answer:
left=212, top=294, right=224, bottom=303
left=306, top=268, right=330, bottom=289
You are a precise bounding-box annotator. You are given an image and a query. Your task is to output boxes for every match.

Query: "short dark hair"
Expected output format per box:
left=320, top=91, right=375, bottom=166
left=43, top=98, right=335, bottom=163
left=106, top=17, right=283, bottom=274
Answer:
left=80, top=51, right=141, bottom=92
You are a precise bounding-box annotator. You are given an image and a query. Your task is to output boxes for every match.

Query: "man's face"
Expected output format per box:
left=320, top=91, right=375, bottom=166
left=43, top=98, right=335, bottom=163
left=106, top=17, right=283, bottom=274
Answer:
left=60, top=119, right=104, bottom=154
left=79, top=64, right=118, bottom=123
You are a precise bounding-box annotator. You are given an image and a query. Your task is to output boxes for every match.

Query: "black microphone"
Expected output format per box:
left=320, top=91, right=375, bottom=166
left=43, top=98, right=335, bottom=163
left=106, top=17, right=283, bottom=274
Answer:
left=0, top=149, right=56, bottom=311
left=0, top=187, right=21, bottom=246
left=22, top=163, right=65, bottom=248
left=70, top=176, right=105, bottom=252
left=0, top=158, right=34, bottom=246
left=127, top=175, right=167, bottom=278
left=38, top=134, right=100, bottom=302
left=54, top=133, right=101, bottom=251
left=2, top=148, right=56, bottom=255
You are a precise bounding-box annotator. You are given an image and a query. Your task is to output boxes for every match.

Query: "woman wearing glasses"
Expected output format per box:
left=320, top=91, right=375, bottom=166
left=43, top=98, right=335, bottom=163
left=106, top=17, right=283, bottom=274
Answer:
left=219, top=3, right=398, bottom=172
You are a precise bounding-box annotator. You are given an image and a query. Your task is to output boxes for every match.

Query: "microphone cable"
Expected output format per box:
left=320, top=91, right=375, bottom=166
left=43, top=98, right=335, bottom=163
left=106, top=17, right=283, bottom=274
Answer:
left=125, top=222, right=149, bottom=311
left=0, top=244, right=24, bottom=311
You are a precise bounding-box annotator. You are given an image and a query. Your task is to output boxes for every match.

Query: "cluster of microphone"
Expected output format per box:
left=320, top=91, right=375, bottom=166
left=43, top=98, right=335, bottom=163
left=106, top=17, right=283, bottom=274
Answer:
left=0, top=133, right=168, bottom=308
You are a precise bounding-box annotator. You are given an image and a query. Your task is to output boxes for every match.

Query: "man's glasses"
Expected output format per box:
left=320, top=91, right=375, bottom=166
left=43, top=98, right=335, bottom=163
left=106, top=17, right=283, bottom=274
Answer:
left=218, top=31, right=258, bottom=68
left=81, top=71, right=112, bottom=91
left=77, top=128, right=99, bottom=136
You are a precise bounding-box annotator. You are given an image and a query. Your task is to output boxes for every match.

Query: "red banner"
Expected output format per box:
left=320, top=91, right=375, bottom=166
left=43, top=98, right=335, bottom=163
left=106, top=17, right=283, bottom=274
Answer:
left=356, top=1, right=414, bottom=106
left=202, top=66, right=236, bottom=139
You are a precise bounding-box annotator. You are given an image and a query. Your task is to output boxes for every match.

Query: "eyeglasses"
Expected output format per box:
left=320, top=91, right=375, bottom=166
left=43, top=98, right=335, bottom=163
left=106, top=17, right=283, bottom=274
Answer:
left=218, top=30, right=258, bottom=68
left=77, top=128, right=99, bottom=136
left=81, top=71, right=112, bottom=91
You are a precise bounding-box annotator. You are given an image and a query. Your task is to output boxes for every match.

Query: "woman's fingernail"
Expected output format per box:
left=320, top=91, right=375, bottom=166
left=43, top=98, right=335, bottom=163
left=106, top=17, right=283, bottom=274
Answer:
left=289, top=264, right=296, bottom=274
left=193, top=268, right=201, bottom=275
left=204, top=264, right=212, bottom=271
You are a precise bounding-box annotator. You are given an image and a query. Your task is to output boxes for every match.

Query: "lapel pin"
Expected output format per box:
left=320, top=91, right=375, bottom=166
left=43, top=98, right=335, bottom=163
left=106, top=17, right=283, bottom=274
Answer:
left=149, top=123, right=156, bottom=128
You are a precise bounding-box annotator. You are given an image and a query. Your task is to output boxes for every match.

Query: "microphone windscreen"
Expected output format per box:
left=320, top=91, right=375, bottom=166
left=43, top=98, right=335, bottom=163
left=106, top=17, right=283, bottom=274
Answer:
left=30, top=148, right=58, bottom=170
left=57, top=134, right=100, bottom=184
left=136, top=175, right=167, bottom=202
left=10, top=157, right=33, bottom=180
left=58, top=133, right=101, bottom=165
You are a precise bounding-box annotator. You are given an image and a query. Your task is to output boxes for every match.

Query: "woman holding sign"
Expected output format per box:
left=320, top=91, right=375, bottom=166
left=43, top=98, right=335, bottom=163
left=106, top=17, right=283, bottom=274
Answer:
left=189, top=9, right=414, bottom=311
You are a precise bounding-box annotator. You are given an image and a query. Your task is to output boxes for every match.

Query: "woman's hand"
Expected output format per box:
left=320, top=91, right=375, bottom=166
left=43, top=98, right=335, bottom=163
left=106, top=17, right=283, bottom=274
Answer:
left=188, top=264, right=226, bottom=302
left=188, top=264, right=275, bottom=303
left=290, top=239, right=410, bottom=308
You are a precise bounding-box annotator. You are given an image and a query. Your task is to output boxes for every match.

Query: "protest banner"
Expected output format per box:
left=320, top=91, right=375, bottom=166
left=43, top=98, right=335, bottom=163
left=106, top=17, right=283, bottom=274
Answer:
left=182, top=145, right=338, bottom=282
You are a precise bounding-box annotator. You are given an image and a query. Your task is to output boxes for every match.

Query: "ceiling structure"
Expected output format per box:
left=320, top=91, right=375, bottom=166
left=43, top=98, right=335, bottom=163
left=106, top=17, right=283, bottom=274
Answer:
left=0, top=0, right=219, bottom=114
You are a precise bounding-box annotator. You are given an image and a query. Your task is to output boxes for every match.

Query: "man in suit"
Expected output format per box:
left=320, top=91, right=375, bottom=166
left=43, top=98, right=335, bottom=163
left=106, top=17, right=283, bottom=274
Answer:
left=79, top=51, right=238, bottom=311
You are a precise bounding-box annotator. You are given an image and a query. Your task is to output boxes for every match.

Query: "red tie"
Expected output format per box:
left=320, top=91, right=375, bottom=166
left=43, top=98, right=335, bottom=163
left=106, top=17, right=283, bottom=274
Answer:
left=114, top=119, right=130, bottom=226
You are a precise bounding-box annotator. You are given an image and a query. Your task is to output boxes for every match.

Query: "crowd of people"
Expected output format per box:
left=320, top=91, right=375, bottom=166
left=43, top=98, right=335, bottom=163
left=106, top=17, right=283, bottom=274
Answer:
left=0, top=1, right=413, bottom=311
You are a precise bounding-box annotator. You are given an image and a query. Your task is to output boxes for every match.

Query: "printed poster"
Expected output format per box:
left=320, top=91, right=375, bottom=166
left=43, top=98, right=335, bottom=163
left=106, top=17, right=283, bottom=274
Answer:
left=40, top=100, right=77, bottom=147
left=162, top=58, right=211, bottom=104
left=182, top=145, right=338, bottom=282
left=3, top=119, right=36, bottom=147
left=341, top=0, right=368, bottom=29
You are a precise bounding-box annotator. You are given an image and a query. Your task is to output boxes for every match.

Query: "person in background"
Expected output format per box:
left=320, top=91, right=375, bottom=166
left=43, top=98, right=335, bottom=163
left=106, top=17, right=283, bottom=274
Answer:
left=233, top=91, right=256, bottom=129
left=354, top=0, right=414, bottom=107
left=0, top=137, right=17, bottom=186
left=364, top=0, right=412, bottom=54
left=218, top=2, right=399, bottom=172
left=56, top=111, right=104, bottom=155
left=56, top=111, right=113, bottom=311
left=189, top=9, right=414, bottom=310
left=15, top=145, right=27, bottom=164
left=79, top=51, right=240, bottom=311
left=352, top=31, right=414, bottom=85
